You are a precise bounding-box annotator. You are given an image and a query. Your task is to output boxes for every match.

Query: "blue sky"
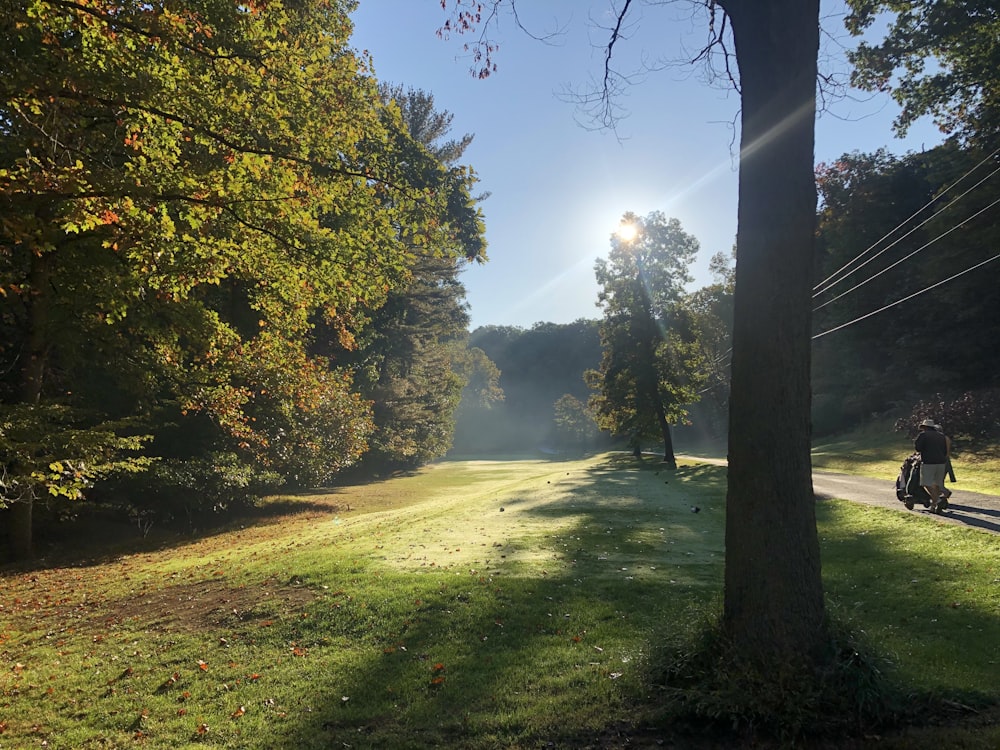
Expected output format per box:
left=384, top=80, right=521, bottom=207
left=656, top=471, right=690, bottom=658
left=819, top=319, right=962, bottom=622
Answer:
left=349, top=1, right=943, bottom=330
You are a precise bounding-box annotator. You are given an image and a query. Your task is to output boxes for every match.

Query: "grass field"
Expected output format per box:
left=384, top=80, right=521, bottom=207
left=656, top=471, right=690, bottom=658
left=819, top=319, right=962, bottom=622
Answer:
left=1, top=452, right=998, bottom=748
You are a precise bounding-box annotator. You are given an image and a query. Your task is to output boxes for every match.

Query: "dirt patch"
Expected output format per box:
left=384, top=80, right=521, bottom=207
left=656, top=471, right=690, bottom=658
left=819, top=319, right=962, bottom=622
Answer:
left=4, top=576, right=317, bottom=641
left=111, top=576, right=318, bottom=634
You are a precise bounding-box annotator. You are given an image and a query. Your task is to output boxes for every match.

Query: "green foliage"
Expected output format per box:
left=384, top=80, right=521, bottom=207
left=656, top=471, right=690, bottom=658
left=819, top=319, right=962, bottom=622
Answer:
left=589, top=212, right=706, bottom=453
left=894, top=389, right=1000, bottom=445
left=111, top=452, right=282, bottom=530
left=552, top=393, right=599, bottom=448
left=684, top=254, right=734, bottom=437
left=845, top=0, right=1000, bottom=144
left=0, top=2, right=487, bottom=553
left=813, top=144, right=1000, bottom=430
left=455, top=321, right=602, bottom=453
left=0, top=404, right=151, bottom=508
left=336, top=87, right=483, bottom=470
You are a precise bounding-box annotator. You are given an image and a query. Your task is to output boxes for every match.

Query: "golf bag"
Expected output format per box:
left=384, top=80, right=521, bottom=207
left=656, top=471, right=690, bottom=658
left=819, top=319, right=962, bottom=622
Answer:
left=895, top=453, right=932, bottom=510
left=896, top=453, right=955, bottom=511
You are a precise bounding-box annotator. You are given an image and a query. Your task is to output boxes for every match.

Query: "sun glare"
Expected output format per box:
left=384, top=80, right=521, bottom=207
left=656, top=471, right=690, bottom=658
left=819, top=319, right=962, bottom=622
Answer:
left=616, top=222, right=638, bottom=243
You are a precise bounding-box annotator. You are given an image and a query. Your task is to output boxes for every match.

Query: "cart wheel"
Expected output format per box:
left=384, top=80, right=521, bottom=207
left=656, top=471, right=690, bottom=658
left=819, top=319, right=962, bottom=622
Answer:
left=904, top=499, right=914, bottom=510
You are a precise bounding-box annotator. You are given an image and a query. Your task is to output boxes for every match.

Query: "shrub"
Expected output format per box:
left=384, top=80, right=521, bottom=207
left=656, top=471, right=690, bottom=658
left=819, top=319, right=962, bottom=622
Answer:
left=106, top=452, right=283, bottom=532
left=894, top=389, right=1000, bottom=444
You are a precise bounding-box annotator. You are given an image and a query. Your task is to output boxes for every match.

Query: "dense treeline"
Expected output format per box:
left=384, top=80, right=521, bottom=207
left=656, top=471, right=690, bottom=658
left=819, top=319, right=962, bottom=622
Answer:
left=812, top=143, right=1000, bottom=436
left=453, top=320, right=605, bottom=454
left=0, top=2, right=485, bottom=559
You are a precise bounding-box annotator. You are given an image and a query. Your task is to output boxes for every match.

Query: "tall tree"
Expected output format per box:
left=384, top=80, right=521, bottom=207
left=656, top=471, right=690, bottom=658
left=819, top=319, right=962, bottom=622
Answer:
left=438, top=0, right=829, bottom=669
left=1, top=0, right=485, bottom=557
left=343, top=86, right=485, bottom=469
left=716, top=0, right=826, bottom=664
left=588, top=211, right=702, bottom=466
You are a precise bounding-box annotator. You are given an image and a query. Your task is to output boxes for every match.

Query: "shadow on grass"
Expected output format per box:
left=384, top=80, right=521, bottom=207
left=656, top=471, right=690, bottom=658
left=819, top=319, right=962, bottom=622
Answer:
left=817, top=501, right=1000, bottom=694
left=259, top=457, right=1000, bottom=748
left=6, top=494, right=344, bottom=573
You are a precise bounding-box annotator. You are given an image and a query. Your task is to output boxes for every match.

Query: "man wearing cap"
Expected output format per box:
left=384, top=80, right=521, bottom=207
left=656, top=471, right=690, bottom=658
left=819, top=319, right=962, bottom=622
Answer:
left=914, top=418, right=949, bottom=513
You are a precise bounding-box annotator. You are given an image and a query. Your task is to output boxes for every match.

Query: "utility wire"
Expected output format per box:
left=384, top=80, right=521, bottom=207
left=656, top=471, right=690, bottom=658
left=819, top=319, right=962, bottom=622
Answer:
left=813, top=145, right=1000, bottom=297
left=813, top=194, right=1000, bottom=312
left=813, top=163, right=1000, bottom=299
left=812, top=250, right=1000, bottom=340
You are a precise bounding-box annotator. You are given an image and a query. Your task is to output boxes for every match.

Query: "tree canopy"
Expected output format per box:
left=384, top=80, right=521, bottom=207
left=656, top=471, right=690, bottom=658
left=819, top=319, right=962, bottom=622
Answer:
left=587, top=211, right=704, bottom=465
left=1, top=0, right=486, bottom=557
left=846, top=0, right=1000, bottom=144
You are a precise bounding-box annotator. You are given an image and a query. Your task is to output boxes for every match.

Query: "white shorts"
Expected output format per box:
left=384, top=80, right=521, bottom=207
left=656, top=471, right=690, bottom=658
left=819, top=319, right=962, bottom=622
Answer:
left=920, top=463, right=946, bottom=487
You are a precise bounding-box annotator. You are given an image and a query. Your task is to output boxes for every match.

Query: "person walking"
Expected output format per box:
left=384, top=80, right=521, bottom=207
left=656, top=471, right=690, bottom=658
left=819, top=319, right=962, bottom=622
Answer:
left=935, top=423, right=956, bottom=509
left=914, top=418, right=949, bottom=514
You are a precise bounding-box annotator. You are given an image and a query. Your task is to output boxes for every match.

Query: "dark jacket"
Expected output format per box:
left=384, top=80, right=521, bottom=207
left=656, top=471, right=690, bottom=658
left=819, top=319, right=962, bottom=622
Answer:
left=915, top=429, right=948, bottom=465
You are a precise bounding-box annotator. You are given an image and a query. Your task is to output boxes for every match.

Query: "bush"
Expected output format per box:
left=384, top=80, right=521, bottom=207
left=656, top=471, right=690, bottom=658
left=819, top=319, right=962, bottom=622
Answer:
left=105, top=452, right=283, bottom=532
left=895, top=389, right=1000, bottom=444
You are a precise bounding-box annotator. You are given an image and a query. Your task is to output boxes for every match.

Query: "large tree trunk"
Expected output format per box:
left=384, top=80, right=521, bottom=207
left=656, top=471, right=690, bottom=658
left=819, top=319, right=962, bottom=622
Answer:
left=7, top=501, right=34, bottom=560
left=6, top=249, right=52, bottom=560
left=719, top=0, right=826, bottom=663
left=655, top=400, right=677, bottom=468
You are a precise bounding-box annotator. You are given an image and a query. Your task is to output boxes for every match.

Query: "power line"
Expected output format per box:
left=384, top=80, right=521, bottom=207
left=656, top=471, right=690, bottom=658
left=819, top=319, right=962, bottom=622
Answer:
left=813, top=194, right=1000, bottom=312
left=812, top=250, right=1000, bottom=340
left=813, top=146, right=1000, bottom=297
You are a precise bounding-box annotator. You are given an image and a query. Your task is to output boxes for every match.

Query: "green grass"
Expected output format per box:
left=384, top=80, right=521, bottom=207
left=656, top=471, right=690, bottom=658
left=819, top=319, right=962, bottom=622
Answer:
left=1, top=453, right=997, bottom=748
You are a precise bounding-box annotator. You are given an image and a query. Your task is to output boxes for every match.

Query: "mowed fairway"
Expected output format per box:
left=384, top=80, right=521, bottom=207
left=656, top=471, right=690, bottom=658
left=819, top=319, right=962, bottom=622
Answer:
left=1, top=453, right=998, bottom=749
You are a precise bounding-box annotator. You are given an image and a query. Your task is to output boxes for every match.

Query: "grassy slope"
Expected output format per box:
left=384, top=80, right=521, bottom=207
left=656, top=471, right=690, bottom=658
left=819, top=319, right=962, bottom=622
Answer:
left=0, top=453, right=997, bottom=749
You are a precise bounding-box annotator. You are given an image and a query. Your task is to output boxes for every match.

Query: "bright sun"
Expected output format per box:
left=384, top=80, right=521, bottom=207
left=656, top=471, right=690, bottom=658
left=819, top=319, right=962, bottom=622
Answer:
left=615, top=222, right=638, bottom=243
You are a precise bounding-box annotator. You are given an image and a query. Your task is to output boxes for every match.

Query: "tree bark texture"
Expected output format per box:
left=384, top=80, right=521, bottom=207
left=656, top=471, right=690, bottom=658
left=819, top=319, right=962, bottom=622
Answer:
left=719, top=0, right=826, bottom=663
left=655, top=400, right=677, bottom=467
left=7, top=248, right=53, bottom=559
